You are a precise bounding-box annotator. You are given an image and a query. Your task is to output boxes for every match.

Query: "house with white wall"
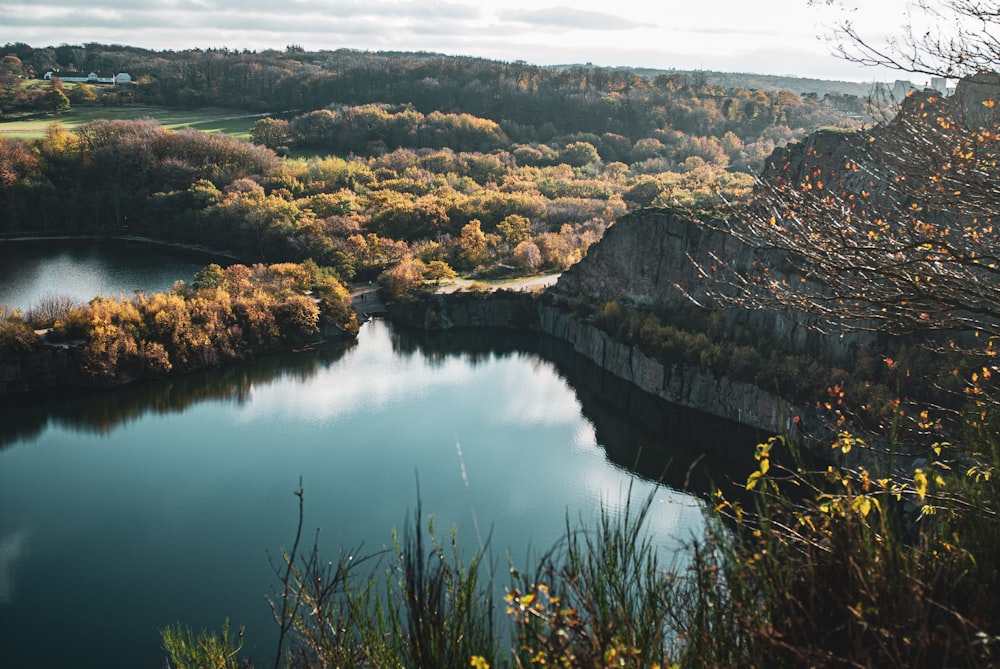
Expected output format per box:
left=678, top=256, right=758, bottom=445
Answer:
left=43, top=71, right=131, bottom=84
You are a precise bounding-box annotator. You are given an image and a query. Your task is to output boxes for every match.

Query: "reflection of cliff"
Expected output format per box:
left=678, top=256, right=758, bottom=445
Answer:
left=391, top=293, right=802, bottom=437
left=0, top=340, right=355, bottom=449
left=398, top=325, right=761, bottom=495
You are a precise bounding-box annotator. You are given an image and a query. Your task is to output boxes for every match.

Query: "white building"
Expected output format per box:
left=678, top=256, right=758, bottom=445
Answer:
left=43, top=71, right=131, bottom=85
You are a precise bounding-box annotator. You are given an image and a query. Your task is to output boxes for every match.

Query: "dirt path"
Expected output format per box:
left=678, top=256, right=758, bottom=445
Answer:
left=349, top=282, right=387, bottom=322
left=434, top=273, right=560, bottom=294
left=351, top=272, right=559, bottom=321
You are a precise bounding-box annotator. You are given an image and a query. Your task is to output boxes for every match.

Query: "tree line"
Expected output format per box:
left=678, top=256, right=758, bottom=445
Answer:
left=1, top=42, right=860, bottom=143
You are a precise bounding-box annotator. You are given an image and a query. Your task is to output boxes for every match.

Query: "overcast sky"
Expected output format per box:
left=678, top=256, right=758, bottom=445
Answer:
left=1, top=0, right=922, bottom=82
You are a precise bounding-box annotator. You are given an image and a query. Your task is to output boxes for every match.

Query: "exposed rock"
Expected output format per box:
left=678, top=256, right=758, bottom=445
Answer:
left=555, top=208, right=872, bottom=365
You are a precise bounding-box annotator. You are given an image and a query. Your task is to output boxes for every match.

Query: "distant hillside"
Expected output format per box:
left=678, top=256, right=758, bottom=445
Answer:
left=694, top=71, right=878, bottom=97
left=550, top=64, right=878, bottom=98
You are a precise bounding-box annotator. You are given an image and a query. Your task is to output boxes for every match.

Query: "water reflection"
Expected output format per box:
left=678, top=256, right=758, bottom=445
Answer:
left=0, top=340, right=356, bottom=448
left=394, top=325, right=762, bottom=494
left=3, top=322, right=760, bottom=495
left=0, top=530, right=27, bottom=605
left=0, top=318, right=760, bottom=669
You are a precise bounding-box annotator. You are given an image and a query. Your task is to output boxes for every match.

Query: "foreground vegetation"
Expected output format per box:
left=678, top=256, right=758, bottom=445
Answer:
left=162, top=417, right=1000, bottom=668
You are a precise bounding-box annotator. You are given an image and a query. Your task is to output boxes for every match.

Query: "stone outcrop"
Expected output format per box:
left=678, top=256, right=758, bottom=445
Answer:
left=555, top=208, right=873, bottom=364
left=0, top=343, right=89, bottom=396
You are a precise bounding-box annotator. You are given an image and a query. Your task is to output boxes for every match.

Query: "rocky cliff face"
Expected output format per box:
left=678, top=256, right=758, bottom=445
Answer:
left=0, top=344, right=89, bottom=396
left=390, top=293, right=803, bottom=436
left=556, top=211, right=741, bottom=308
left=555, top=209, right=871, bottom=364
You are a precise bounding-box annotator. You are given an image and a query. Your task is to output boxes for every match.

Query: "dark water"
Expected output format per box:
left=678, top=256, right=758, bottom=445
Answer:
left=0, top=238, right=214, bottom=311
left=0, top=244, right=760, bottom=669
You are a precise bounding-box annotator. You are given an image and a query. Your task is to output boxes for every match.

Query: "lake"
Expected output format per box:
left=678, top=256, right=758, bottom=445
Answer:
left=0, top=237, right=218, bottom=311
left=0, top=241, right=758, bottom=668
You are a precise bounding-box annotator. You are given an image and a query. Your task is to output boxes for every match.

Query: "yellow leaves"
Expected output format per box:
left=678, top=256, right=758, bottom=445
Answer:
left=914, top=468, right=929, bottom=501
left=713, top=489, right=744, bottom=524
left=966, top=464, right=993, bottom=482
left=931, top=441, right=951, bottom=456
left=747, top=437, right=778, bottom=490
left=755, top=436, right=776, bottom=460
left=983, top=98, right=996, bottom=108
left=833, top=431, right=865, bottom=455
left=851, top=495, right=873, bottom=518
left=859, top=466, right=872, bottom=493
left=470, top=656, right=490, bottom=669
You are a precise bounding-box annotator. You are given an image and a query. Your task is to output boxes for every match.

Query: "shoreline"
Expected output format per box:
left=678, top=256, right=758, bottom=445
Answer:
left=0, top=232, right=243, bottom=262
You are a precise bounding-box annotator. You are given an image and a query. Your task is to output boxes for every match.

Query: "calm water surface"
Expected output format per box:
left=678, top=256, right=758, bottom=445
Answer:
left=0, top=238, right=211, bottom=310
left=0, top=244, right=757, bottom=669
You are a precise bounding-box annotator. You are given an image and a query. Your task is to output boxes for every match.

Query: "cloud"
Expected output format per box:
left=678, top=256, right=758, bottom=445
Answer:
left=0, top=0, right=907, bottom=80
left=1, top=0, right=488, bottom=45
left=500, top=6, right=648, bottom=31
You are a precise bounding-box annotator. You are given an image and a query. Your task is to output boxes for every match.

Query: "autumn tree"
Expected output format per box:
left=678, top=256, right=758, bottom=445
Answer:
left=497, top=214, right=531, bottom=251
left=380, top=255, right=427, bottom=300
left=456, top=219, right=489, bottom=269
left=559, top=141, right=601, bottom=167
left=45, top=86, right=70, bottom=114
left=250, top=117, right=291, bottom=150
left=513, top=240, right=542, bottom=273
left=423, top=259, right=457, bottom=284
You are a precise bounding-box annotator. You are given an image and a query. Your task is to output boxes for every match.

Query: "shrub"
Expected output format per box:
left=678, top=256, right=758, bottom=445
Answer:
left=0, top=312, right=41, bottom=355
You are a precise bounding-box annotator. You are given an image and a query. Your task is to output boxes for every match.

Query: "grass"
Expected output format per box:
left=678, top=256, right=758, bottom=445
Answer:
left=163, top=426, right=1000, bottom=669
left=0, top=105, right=262, bottom=140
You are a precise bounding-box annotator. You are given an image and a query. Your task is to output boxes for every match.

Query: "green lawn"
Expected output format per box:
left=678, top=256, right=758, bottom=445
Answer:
left=0, top=105, right=262, bottom=140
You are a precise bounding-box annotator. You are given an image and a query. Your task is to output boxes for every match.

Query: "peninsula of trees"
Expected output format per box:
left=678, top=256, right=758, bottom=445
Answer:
left=0, top=260, right=357, bottom=392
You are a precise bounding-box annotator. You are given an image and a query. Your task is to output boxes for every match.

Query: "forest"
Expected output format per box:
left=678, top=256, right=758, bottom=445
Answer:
left=0, top=42, right=862, bottom=289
